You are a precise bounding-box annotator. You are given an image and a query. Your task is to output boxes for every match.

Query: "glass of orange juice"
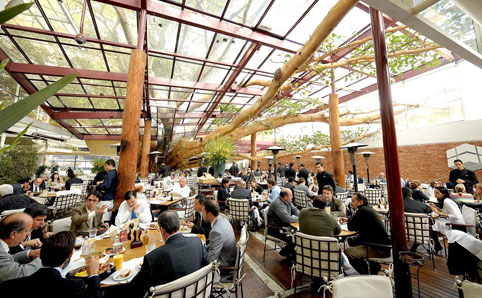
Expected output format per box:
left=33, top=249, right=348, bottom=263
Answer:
left=113, top=254, right=123, bottom=271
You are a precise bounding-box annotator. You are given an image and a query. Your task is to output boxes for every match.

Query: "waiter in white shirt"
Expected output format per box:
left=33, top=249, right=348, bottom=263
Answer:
left=172, top=177, right=191, bottom=199
left=115, top=190, right=152, bottom=227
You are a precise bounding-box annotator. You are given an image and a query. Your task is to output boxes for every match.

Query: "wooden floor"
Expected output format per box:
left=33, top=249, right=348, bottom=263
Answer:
left=235, top=228, right=460, bottom=298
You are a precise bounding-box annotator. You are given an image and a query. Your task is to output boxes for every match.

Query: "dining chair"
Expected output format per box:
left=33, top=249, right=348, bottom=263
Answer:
left=293, top=190, right=309, bottom=209
left=148, top=261, right=218, bottom=298
left=331, top=275, right=393, bottom=298
left=404, top=212, right=436, bottom=269
left=365, top=189, right=382, bottom=206
left=263, top=206, right=287, bottom=261
left=182, top=195, right=196, bottom=221
left=212, top=224, right=249, bottom=298
left=226, top=198, right=250, bottom=228
left=49, top=193, right=82, bottom=219
left=335, top=192, right=348, bottom=201
left=292, top=232, right=343, bottom=296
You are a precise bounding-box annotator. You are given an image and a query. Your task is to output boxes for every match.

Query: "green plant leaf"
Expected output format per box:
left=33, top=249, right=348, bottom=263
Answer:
left=0, top=3, right=34, bottom=24
left=0, top=73, right=77, bottom=134
left=0, top=58, right=9, bottom=70
left=0, top=122, right=31, bottom=153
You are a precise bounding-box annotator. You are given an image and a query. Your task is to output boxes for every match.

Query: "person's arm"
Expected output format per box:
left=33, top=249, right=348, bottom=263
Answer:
left=114, top=203, right=130, bottom=226
left=290, top=202, right=300, bottom=217
left=208, top=230, right=223, bottom=262
left=347, top=209, right=362, bottom=231
left=97, top=172, right=113, bottom=191
left=444, top=200, right=465, bottom=223
left=71, top=208, right=89, bottom=225
left=334, top=221, right=342, bottom=235
left=200, top=240, right=209, bottom=266
left=138, top=201, right=152, bottom=225
left=449, top=170, right=457, bottom=185
left=336, top=201, right=346, bottom=217
left=274, top=202, right=297, bottom=224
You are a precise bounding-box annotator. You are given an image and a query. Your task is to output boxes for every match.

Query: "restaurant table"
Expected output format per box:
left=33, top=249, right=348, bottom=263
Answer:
left=62, top=229, right=205, bottom=287
left=147, top=197, right=184, bottom=206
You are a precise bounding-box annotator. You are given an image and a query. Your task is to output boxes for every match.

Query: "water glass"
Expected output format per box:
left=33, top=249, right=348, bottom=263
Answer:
left=88, top=228, right=97, bottom=238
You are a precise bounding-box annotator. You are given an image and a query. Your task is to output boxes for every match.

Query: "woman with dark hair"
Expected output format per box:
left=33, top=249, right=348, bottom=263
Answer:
left=48, top=172, right=63, bottom=191
left=429, top=186, right=465, bottom=253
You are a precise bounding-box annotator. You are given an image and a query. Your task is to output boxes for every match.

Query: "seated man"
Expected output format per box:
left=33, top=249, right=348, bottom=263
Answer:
left=401, top=187, right=432, bottom=252
left=0, top=231, right=101, bottom=298
left=9, top=204, right=50, bottom=254
left=230, top=180, right=252, bottom=205
left=115, top=191, right=151, bottom=227
left=0, top=185, right=38, bottom=214
left=203, top=200, right=236, bottom=279
left=299, top=196, right=341, bottom=237
left=283, top=177, right=296, bottom=193
left=70, top=191, right=107, bottom=235
left=267, top=188, right=299, bottom=258
left=410, top=180, right=429, bottom=202
left=294, top=177, right=316, bottom=206
left=129, top=210, right=208, bottom=296
left=180, top=195, right=211, bottom=239
left=322, top=185, right=346, bottom=217
left=11, top=177, right=30, bottom=195
left=172, top=177, right=190, bottom=199
left=340, top=193, right=391, bottom=275
left=265, top=178, right=281, bottom=204
left=217, top=177, right=231, bottom=211
left=29, top=177, right=45, bottom=193
left=64, top=171, right=83, bottom=191
left=0, top=213, right=42, bottom=283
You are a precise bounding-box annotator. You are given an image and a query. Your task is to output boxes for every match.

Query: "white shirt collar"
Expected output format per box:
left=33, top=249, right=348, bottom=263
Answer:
left=0, top=239, right=9, bottom=252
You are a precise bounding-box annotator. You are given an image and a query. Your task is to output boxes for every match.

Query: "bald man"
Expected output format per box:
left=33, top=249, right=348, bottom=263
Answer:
left=0, top=213, right=42, bottom=283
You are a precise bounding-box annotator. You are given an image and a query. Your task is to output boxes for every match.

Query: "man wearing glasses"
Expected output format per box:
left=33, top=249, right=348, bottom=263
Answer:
left=70, top=191, right=107, bottom=236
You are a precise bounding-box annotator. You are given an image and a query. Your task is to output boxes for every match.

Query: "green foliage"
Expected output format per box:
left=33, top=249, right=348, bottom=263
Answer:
left=212, top=104, right=243, bottom=126
left=264, top=96, right=324, bottom=118
left=203, top=137, right=234, bottom=167
left=0, top=3, right=33, bottom=24
left=91, top=159, right=106, bottom=174
left=0, top=142, right=41, bottom=184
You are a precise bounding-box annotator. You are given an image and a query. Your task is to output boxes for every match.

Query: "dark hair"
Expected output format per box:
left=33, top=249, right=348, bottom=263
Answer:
left=203, top=199, right=219, bottom=217
left=41, top=231, right=75, bottom=267
left=50, top=173, right=59, bottom=181
left=313, top=195, right=327, bottom=209
left=266, top=178, right=276, bottom=186
left=322, top=185, right=333, bottom=193
left=93, top=171, right=107, bottom=184
left=353, top=192, right=368, bottom=205
left=453, top=159, right=463, bottom=164
left=67, top=171, right=75, bottom=179
left=195, top=194, right=207, bottom=204
left=124, top=190, right=137, bottom=200
left=88, top=190, right=103, bottom=201
left=288, top=177, right=295, bottom=183
left=105, top=159, right=116, bottom=167
left=300, top=163, right=305, bottom=167
left=0, top=214, right=27, bottom=239
left=157, top=210, right=180, bottom=234
left=401, top=187, right=412, bottom=199
left=316, top=162, right=323, bottom=167
left=289, top=162, right=294, bottom=167
left=24, top=204, right=48, bottom=218
left=17, top=177, right=30, bottom=184
left=409, top=180, right=420, bottom=190
left=298, top=177, right=305, bottom=184
left=435, top=186, right=450, bottom=207
left=280, top=188, right=291, bottom=198
left=221, top=177, right=230, bottom=185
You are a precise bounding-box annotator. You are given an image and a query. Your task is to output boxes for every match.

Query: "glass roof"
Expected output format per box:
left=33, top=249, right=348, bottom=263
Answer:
left=0, top=0, right=477, bottom=148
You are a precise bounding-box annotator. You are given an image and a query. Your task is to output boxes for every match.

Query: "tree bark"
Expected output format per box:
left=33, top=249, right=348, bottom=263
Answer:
left=140, top=119, right=151, bottom=178
left=168, top=0, right=360, bottom=165
left=329, top=93, right=346, bottom=188
left=115, top=49, right=146, bottom=208
left=250, top=133, right=257, bottom=170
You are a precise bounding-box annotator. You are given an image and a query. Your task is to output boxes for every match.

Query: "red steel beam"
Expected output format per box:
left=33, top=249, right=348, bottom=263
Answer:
left=8, top=62, right=263, bottom=96
left=93, top=0, right=299, bottom=53
left=196, top=42, right=260, bottom=135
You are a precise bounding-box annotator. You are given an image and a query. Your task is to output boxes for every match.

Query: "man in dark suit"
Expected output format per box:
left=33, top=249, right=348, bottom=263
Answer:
left=217, top=177, right=231, bottom=211
left=29, top=177, right=46, bottom=193
left=283, top=177, right=296, bottom=194
left=229, top=164, right=239, bottom=177
left=0, top=231, right=101, bottom=298
left=277, top=163, right=286, bottom=179
left=0, top=185, right=38, bottom=214
left=11, top=177, right=30, bottom=195
left=297, top=164, right=309, bottom=184
left=129, top=210, right=209, bottom=297
left=230, top=180, right=252, bottom=205
left=287, top=162, right=296, bottom=180
left=65, top=171, right=83, bottom=191
left=181, top=195, right=211, bottom=239
left=158, top=163, right=171, bottom=178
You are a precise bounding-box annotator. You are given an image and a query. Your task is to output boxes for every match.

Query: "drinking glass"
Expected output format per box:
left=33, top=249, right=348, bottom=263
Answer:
left=88, top=228, right=97, bottom=238
left=113, top=254, right=123, bottom=270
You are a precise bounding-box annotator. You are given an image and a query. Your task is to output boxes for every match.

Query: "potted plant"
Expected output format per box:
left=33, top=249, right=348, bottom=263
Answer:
left=203, top=137, right=234, bottom=178
left=91, top=159, right=106, bottom=174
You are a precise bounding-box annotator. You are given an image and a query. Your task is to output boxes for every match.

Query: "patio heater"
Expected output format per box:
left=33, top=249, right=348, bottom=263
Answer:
left=257, top=160, right=261, bottom=169
left=265, top=156, right=273, bottom=178
left=295, top=155, right=301, bottom=170
left=265, top=146, right=286, bottom=183
left=149, top=151, right=162, bottom=179
left=340, top=143, right=367, bottom=192
left=311, top=155, right=325, bottom=164
left=358, top=151, right=375, bottom=185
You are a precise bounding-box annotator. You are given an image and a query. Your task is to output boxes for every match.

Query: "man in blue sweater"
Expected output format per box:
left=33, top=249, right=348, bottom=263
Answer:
left=96, top=159, right=117, bottom=222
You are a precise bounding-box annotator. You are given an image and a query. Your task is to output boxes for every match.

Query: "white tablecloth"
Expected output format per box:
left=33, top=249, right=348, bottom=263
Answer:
left=101, top=257, right=143, bottom=285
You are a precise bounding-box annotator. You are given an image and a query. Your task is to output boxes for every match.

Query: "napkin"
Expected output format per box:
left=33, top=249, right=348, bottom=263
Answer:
left=61, top=250, right=85, bottom=277
left=101, top=257, right=143, bottom=285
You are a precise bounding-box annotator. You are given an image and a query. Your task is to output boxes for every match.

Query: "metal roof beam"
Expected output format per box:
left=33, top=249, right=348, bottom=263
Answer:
left=51, top=111, right=233, bottom=119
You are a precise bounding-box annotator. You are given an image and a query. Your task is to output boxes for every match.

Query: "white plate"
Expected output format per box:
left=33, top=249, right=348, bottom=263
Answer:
left=105, top=247, right=125, bottom=256
left=111, top=269, right=132, bottom=281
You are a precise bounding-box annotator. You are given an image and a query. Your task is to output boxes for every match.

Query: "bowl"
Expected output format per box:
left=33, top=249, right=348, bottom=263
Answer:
left=66, top=263, right=116, bottom=281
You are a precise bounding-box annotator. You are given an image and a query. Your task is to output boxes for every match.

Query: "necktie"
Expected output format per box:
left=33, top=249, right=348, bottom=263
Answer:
left=131, top=210, right=137, bottom=220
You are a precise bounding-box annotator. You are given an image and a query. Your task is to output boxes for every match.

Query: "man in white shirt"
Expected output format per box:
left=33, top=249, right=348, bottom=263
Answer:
left=172, top=177, right=190, bottom=199
left=115, top=191, right=152, bottom=227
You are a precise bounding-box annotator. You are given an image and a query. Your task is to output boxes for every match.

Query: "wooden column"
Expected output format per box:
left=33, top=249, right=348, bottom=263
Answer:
left=370, top=7, right=410, bottom=297
left=115, top=48, right=147, bottom=207
left=329, top=92, right=346, bottom=188
left=139, top=119, right=151, bottom=178
left=250, top=133, right=257, bottom=169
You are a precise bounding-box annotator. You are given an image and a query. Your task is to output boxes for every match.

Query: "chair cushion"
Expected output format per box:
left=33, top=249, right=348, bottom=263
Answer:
left=52, top=217, right=72, bottom=233
left=332, top=275, right=393, bottom=298
left=461, top=280, right=482, bottom=298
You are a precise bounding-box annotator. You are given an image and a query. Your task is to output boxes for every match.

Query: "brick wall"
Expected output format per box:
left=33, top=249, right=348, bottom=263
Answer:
left=256, top=141, right=482, bottom=184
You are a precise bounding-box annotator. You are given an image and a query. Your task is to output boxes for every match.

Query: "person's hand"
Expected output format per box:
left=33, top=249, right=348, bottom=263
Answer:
left=180, top=219, right=186, bottom=226
left=338, top=217, right=348, bottom=224
left=456, top=179, right=465, bottom=184
left=186, top=222, right=194, bottom=229
left=23, top=238, right=42, bottom=248
left=43, top=232, right=54, bottom=238
left=27, top=191, right=34, bottom=198
left=86, top=256, right=99, bottom=277
left=95, top=205, right=108, bottom=214
left=28, top=248, right=41, bottom=259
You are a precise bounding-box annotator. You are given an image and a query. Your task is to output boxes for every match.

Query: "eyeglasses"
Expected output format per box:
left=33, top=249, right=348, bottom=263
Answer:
left=87, top=199, right=99, bottom=202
